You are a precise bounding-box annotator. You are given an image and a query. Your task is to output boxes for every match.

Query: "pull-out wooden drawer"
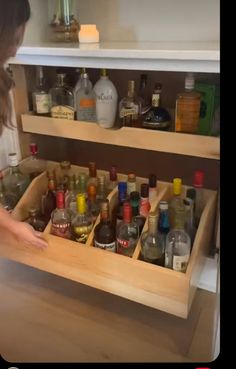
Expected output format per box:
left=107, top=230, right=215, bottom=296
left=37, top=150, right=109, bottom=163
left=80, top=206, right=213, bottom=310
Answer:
left=0, top=164, right=217, bottom=318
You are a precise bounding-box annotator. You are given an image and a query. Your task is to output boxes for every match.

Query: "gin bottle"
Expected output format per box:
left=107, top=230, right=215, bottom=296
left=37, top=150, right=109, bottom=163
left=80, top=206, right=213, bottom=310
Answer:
left=50, top=72, right=75, bottom=120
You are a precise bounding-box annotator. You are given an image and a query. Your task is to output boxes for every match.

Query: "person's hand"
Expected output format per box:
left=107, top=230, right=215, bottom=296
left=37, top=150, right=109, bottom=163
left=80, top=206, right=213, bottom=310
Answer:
left=11, top=221, right=48, bottom=248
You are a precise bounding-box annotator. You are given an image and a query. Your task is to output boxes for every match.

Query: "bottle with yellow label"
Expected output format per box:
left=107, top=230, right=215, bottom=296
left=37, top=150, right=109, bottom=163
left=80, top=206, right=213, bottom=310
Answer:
left=49, top=72, right=75, bottom=120
left=175, top=73, right=201, bottom=134
left=75, top=69, right=96, bottom=122
left=71, top=193, right=94, bottom=244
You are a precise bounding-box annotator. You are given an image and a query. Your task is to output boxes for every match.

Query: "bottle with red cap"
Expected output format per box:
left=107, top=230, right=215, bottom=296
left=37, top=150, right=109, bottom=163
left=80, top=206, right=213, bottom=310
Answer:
left=139, top=183, right=151, bottom=218
left=116, top=202, right=139, bottom=257
left=193, top=170, right=205, bottom=227
left=51, top=190, right=72, bottom=239
left=21, top=143, right=47, bottom=180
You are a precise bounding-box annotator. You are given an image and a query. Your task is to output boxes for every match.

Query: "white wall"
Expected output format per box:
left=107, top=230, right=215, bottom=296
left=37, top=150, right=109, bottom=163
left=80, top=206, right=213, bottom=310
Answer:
left=23, top=0, right=50, bottom=44
left=47, top=0, right=219, bottom=42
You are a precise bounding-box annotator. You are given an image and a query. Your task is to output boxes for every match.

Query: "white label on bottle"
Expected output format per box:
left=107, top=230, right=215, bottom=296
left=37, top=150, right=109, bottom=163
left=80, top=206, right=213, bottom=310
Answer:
left=51, top=106, right=75, bottom=120
left=35, top=94, right=50, bottom=114
left=120, top=106, right=138, bottom=118
left=127, top=182, right=136, bottom=195
left=94, top=240, right=116, bottom=252
left=173, top=254, right=189, bottom=272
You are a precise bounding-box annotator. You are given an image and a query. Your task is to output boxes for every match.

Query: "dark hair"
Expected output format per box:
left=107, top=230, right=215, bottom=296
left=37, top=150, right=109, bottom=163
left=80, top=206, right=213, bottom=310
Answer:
left=0, top=0, right=30, bottom=134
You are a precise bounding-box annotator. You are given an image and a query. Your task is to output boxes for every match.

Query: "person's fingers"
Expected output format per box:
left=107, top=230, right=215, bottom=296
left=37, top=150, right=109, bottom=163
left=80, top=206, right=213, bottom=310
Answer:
left=31, top=238, right=48, bottom=248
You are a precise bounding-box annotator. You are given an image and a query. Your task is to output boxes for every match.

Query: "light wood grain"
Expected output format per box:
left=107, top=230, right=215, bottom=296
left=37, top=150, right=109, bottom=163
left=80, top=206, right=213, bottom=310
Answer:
left=21, top=113, right=220, bottom=160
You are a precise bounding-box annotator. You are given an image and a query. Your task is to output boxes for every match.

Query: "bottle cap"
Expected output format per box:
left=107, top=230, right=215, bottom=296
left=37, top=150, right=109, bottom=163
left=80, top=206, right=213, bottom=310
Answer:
left=56, top=190, right=65, bottom=209
left=130, top=191, right=140, bottom=201
left=173, top=178, right=182, bottom=195
left=60, top=161, right=71, bottom=170
left=185, top=72, right=195, bottom=90
left=193, top=170, right=204, bottom=188
left=141, top=183, right=149, bottom=198
left=118, top=182, right=127, bottom=194
left=159, top=201, right=168, bottom=211
left=128, top=173, right=136, bottom=182
left=30, top=143, right=38, bottom=155
left=8, top=153, right=18, bottom=167
left=149, top=174, right=157, bottom=188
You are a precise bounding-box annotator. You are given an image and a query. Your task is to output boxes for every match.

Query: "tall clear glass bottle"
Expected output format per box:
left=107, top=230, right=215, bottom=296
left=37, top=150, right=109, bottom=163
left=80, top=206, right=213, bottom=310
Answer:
left=49, top=72, right=75, bottom=120
left=21, top=143, right=47, bottom=180
left=72, top=194, right=93, bottom=243
left=0, top=170, right=16, bottom=212
left=141, top=212, right=165, bottom=266
left=75, top=69, right=96, bottom=122
left=175, top=73, right=201, bottom=133
left=94, top=199, right=116, bottom=252
left=32, top=66, right=51, bottom=116
left=107, top=165, right=118, bottom=192
left=87, top=184, right=100, bottom=223
left=165, top=209, right=191, bottom=273
left=119, top=80, right=141, bottom=127
left=168, top=178, right=185, bottom=229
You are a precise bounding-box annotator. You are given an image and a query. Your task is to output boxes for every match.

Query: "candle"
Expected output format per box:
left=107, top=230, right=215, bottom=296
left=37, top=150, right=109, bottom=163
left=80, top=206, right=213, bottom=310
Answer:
left=79, top=24, right=100, bottom=43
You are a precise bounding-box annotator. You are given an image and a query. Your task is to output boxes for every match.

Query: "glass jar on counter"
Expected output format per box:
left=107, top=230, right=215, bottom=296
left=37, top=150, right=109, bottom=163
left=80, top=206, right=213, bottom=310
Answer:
left=49, top=0, right=79, bottom=42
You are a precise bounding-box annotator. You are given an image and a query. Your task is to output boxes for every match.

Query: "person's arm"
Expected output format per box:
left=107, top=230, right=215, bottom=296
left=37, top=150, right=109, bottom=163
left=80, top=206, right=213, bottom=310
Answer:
left=0, top=206, right=47, bottom=248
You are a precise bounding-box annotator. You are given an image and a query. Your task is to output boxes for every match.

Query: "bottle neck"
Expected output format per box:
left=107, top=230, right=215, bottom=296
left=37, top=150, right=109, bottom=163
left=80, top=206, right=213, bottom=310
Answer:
left=152, top=93, right=161, bottom=107
left=10, top=165, right=20, bottom=175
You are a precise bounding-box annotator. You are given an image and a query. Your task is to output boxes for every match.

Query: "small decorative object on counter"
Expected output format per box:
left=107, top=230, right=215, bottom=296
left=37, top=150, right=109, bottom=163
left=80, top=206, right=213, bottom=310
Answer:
left=49, top=0, right=79, bottom=42
left=79, top=24, right=100, bottom=43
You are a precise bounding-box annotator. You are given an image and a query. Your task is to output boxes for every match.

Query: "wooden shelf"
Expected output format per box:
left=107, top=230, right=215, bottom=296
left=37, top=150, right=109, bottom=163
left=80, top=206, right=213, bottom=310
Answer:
left=21, top=114, right=220, bottom=160
left=9, top=41, right=220, bottom=73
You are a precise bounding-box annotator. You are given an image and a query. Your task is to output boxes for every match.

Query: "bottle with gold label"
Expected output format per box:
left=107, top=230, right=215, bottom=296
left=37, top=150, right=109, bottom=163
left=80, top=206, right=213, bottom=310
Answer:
left=175, top=73, right=201, bottom=134
left=119, top=80, right=141, bottom=128
left=49, top=71, right=75, bottom=120
left=75, top=69, right=96, bottom=122
left=72, top=193, right=93, bottom=244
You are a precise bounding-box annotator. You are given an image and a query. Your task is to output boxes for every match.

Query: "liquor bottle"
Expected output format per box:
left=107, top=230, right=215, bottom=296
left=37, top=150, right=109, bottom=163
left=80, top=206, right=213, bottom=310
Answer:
left=96, top=175, right=108, bottom=203
left=26, top=208, right=46, bottom=232
left=157, top=201, right=170, bottom=252
left=116, top=202, right=139, bottom=257
left=0, top=170, right=16, bottom=212
left=49, top=0, right=79, bottom=42
left=142, top=83, right=171, bottom=131
left=87, top=161, right=98, bottom=189
left=183, top=197, right=196, bottom=249
left=75, top=69, right=96, bottom=122
left=140, top=212, right=165, bottom=266
left=72, top=194, right=93, bottom=243
left=127, top=173, right=137, bottom=197
left=57, top=161, right=73, bottom=191
left=175, top=73, right=201, bottom=133
left=87, top=184, right=101, bottom=223
left=49, top=71, right=75, bottom=120
left=76, top=173, right=88, bottom=198
left=21, top=143, right=47, bottom=180
left=138, top=73, right=150, bottom=115
left=93, top=69, right=118, bottom=128
left=192, top=170, right=205, bottom=227
left=107, top=165, right=118, bottom=192
left=94, top=199, right=116, bottom=252
left=139, top=183, right=151, bottom=218
left=168, top=178, right=185, bottom=229
left=3, top=153, right=30, bottom=203
left=65, top=175, right=77, bottom=216
left=32, top=66, right=51, bottom=116
left=41, top=176, right=57, bottom=223
left=115, top=181, right=128, bottom=226
left=51, top=190, right=72, bottom=239
left=130, top=191, right=146, bottom=234
left=148, top=173, right=157, bottom=203
left=165, top=209, right=191, bottom=273
left=119, top=80, right=141, bottom=127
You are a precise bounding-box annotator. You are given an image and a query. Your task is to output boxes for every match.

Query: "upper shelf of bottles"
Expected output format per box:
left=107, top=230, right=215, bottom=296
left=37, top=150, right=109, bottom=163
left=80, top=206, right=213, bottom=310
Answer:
left=9, top=41, right=220, bottom=73
left=21, top=113, right=220, bottom=160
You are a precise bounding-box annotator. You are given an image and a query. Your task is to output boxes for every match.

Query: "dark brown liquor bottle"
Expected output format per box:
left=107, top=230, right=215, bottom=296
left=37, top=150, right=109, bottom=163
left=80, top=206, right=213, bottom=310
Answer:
left=94, top=199, right=116, bottom=252
left=41, top=176, right=57, bottom=223
left=26, top=208, right=46, bottom=232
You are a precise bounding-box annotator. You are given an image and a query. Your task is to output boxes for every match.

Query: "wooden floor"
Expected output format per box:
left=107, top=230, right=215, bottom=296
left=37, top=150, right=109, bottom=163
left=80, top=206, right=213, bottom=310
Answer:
left=0, top=258, right=219, bottom=363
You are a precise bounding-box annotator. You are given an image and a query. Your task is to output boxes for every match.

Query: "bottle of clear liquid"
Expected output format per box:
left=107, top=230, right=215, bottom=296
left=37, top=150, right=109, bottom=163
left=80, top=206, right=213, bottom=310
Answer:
left=94, top=199, right=116, bottom=252
left=175, top=72, right=201, bottom=133
left=116, top=202, right=139, bottom=257
left=93, top=69, right=118, bottom=128
left=165, top=209, right=191, bottom=273
left=32, top=66, right=51, bottom=116
left=51, top=190, right=72, bottom=239
left=168, top=178, right=185, bottom=229
left=21, top=143, right=47, bottom=180
left=72, top=193, right=93, bottom=244
left=143, top=83, right=171, bottom=131
left=49, top=72, right=75, bottom=120
left=119, top=80, right=141, bottom=127
left=141, top=212, right=165, bottom=266
left=75, top=69, right=96, bottom=122
left=127, top=173, right=137, bottom=197
left=0, top=170, right=17, bottom=212
left=3, top=153, right=30, bottom=204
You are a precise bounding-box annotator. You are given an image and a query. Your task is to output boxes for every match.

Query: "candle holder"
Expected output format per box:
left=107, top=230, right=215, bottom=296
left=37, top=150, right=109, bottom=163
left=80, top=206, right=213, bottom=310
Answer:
left=79, top=24, right=100, bottom=43
left=49, top=0, right=79, bottom=42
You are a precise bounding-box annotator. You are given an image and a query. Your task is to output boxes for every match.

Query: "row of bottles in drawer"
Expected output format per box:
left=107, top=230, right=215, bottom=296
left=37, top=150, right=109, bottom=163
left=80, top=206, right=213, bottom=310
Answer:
left=30, top=66, right=219, bottom=135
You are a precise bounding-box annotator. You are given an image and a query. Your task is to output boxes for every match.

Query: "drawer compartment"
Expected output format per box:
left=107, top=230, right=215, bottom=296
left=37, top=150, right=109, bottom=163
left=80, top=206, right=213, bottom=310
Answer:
left=0, top=164, right=217, bottom=318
